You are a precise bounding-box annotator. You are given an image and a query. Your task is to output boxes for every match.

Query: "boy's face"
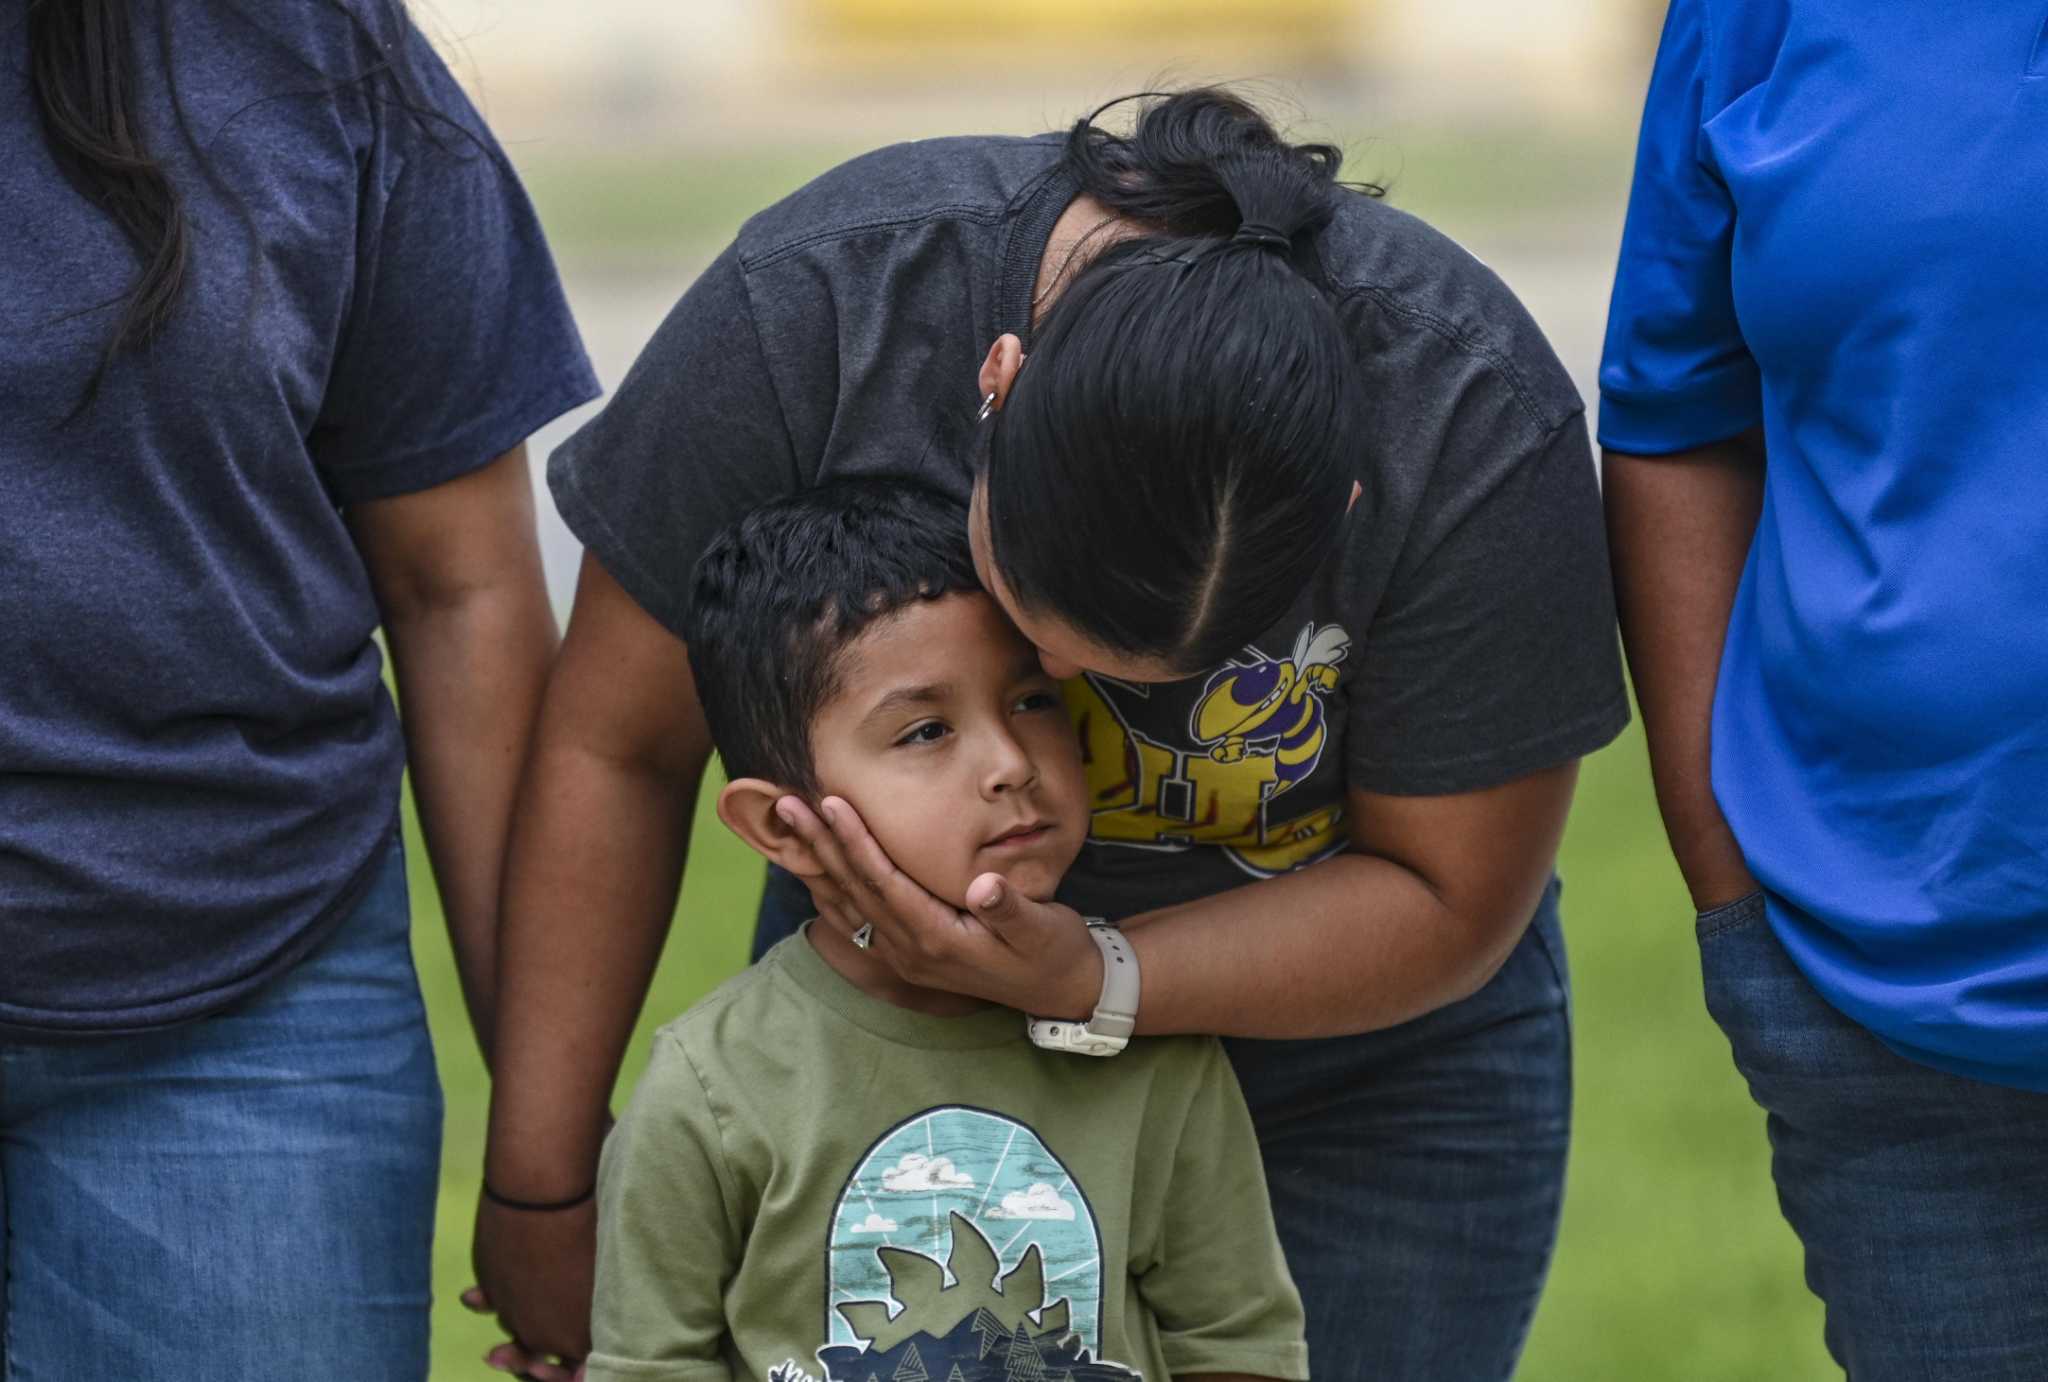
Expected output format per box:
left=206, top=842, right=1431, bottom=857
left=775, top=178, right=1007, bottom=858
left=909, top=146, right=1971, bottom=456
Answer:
left=807, top=592, right=1088, bottom=909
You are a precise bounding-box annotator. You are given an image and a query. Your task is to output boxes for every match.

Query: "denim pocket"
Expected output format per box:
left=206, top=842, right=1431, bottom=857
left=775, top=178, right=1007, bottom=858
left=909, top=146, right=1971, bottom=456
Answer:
left=1694, top=889, right=1767, bottom=941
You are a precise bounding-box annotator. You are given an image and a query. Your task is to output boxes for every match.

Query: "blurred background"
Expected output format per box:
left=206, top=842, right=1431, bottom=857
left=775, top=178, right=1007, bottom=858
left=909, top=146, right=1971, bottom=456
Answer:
left=399, top=2, right=1835, bottom=1376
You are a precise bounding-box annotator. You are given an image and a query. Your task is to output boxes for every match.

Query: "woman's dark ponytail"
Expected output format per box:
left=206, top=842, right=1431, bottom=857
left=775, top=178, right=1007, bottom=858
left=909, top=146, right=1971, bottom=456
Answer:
left=28, top=0, right=189, bottom=411
left=1061, top=88, right=1367, bottom=254
left=983, top=88, right=1377, bottom=672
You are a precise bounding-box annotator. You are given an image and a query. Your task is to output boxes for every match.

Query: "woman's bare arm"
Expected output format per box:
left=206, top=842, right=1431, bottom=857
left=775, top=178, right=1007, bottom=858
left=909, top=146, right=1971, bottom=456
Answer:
left=1118, top=764, right=1576, bottom=1037
left=471, top=552, right=714, bottom=1371
left=780, top=759, right=1576, bottom=1039
left=347, top=444, right=556, bottom=1059
left=1603, top=433, right=1765, bottom=909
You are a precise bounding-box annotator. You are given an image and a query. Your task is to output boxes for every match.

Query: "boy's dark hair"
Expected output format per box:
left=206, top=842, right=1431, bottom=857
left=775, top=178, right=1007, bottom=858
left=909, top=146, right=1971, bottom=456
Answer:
left=685, top=479, right=980, bottom=798
left=981, top=86, right=1369, bottom=674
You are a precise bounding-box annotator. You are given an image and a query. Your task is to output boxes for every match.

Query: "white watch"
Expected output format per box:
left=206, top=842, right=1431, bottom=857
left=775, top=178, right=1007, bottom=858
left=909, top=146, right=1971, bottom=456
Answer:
left=1026, top=921, right=1139, bottom=1057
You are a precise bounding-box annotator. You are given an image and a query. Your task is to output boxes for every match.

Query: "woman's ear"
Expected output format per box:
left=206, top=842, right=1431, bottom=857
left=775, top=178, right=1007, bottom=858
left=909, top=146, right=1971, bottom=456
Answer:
left=976, top=333, right=1025, bottom=412
left=717, top=779, right=827, bottom=877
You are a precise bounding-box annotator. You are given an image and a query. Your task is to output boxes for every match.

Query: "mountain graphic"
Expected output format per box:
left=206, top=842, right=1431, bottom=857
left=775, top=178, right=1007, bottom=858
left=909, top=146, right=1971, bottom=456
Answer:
left=816, top=1310, right=1139, bottom=1382
left=818, top=1212, right=1140, bottom=1382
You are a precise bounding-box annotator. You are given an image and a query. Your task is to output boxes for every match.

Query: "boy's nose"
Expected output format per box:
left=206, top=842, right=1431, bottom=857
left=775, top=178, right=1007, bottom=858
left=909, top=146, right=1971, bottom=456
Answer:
left=982, top=730, right=1038, bottom=797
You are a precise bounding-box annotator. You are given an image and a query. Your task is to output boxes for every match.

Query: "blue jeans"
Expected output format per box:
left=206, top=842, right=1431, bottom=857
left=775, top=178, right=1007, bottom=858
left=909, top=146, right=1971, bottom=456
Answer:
left=0, top=837, right=442, bottom=1381
left=1699, top=892, right=2048, bottom=1380
left=754, top=865, right=1573, bottom=1380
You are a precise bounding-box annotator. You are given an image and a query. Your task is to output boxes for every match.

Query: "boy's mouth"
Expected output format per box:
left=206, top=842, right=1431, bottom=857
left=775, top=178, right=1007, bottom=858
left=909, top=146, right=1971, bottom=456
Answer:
left=983, top=820, right=1054, bottom=851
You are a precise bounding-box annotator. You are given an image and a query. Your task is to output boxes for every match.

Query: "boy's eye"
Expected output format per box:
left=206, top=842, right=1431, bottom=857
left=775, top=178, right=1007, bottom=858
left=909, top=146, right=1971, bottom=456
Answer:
left=1017, top=689, right=1062, bottom=713
left=896, top=721, right=951, bottom=747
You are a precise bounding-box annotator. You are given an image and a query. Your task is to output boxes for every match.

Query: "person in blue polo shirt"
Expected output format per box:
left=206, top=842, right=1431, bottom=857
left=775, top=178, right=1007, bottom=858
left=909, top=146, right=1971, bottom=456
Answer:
left=1601, top=1, right=2048, bottom=1375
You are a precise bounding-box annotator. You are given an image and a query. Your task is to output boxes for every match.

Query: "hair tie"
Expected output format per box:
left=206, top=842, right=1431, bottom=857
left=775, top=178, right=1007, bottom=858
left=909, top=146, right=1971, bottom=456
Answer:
left=1232, top=221, right=1293, bottom=251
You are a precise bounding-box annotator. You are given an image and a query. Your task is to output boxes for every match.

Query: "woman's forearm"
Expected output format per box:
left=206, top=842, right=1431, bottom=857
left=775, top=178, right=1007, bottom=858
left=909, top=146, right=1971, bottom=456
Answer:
left=787, top=745, right=1573, bottom=1037
left=1603, top=437, right=1766, bottom=909
left=787, top=760, right=1575, bottom=1037
left=1123, top=852, right=1523, bottom=1039
left=467, top=556, right=715, bottom=1365
left=384, top=583, right=557, bottom=1060
left=484, top=731, right=705, bottom=1198
left=350, top=445, right=558, bottom=1062
left=482, top=552, right=717, bottom=1201
left=463, top=741, right=699, bottom=1374
left=1121, top=766, right=1576, bottom=1039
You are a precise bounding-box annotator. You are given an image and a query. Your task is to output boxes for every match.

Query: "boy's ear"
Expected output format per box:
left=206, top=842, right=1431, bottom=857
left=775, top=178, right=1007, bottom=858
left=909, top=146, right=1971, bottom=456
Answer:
left=717, top=778, right=828, bottom=877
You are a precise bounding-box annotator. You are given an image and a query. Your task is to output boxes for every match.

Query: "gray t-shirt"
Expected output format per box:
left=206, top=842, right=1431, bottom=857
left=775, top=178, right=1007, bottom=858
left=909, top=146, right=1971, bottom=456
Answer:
left=549, top=134, right=1627, bottom=919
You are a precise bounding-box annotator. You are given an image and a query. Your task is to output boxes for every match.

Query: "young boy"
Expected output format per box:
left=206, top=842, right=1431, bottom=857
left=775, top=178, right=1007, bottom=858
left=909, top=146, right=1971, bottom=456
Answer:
left=586, top=479, right=1308, bottom=1382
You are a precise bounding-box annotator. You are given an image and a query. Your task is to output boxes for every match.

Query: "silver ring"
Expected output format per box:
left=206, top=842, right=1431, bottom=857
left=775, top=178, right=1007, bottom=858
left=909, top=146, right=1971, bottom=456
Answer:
left=851, top=923, right=874, bottom=950
left=976, top=390, right=997, bottom=422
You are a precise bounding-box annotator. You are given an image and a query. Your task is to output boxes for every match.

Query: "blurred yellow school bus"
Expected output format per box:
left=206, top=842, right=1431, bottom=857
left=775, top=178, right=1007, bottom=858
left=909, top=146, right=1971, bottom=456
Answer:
left=797, top=0, right=1359, bottom=69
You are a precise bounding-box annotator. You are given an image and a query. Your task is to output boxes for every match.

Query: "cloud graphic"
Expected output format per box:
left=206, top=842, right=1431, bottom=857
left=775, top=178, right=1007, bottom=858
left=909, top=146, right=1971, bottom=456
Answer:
left=880, top=1153, right=974, bottom=1192
left=848, top=1212, right=897, bottom=1233
left=986, top=1183, right=1075, bottom=1221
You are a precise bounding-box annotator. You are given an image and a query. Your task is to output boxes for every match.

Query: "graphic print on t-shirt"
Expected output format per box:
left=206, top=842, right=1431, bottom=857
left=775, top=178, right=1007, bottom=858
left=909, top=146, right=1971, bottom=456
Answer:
left=1065, top=621, right=1352, bottom=878
left=795, top=1105, right=1142, bottom=1381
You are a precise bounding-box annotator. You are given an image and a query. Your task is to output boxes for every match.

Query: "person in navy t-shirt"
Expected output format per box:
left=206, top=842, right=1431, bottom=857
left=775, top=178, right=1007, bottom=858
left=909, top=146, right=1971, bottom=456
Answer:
left=1602, top=1, right=2048, bottom=1374
left=1, top=1, right=597, bottom=1375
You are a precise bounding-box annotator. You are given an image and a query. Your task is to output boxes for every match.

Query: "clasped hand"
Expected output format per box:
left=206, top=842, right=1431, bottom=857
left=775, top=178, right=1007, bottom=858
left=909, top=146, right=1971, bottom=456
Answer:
left=464, top=1194, right=592, bottom=1382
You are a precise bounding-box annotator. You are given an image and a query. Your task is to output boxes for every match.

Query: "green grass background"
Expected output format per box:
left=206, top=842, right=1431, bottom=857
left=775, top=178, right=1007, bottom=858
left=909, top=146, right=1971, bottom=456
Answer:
left=409, top=131, right=1835, bottom=1379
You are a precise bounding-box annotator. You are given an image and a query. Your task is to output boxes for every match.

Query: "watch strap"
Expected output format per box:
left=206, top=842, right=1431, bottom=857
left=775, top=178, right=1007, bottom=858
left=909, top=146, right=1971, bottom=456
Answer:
left=1081, top=922, right=1138, bottom=1041
left=1024, top=921, right=1139, bottom=1056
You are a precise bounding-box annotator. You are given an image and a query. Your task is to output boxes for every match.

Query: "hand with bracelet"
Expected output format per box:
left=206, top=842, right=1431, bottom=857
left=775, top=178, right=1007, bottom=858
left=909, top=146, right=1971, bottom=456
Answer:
left=463, top=1124, right=609, bottom=1382
left=465, top=1192, right=594, bottom=1382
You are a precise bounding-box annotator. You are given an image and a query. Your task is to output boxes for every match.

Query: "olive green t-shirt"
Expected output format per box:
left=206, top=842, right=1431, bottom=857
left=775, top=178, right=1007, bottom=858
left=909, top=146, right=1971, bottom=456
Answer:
left=588, top=931, right=1308, bottom=1382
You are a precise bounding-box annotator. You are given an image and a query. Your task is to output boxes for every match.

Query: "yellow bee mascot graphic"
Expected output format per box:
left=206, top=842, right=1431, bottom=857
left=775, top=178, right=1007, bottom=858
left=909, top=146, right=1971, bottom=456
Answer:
left=1189, top=622, right=1350, bottom=788
left=1065, top=622, right=1352, bottom=878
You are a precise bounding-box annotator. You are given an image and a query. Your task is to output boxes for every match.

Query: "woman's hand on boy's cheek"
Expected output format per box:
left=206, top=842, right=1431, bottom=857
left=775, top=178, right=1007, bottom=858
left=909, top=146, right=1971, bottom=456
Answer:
left=958, top=872, right=1103, bottom=1020
left=783, top=796, right=1100, bottom=1018
left=777, top=794, right=950, bottom=948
